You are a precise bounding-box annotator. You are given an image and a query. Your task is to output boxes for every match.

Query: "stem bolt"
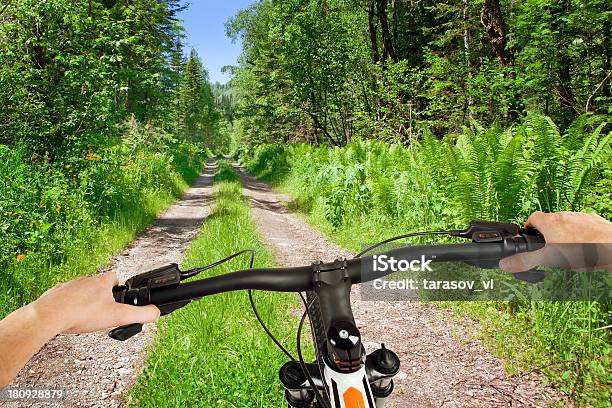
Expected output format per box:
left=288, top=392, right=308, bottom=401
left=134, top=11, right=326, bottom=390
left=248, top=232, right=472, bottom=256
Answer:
left=339, top=329, right=349, bottom=339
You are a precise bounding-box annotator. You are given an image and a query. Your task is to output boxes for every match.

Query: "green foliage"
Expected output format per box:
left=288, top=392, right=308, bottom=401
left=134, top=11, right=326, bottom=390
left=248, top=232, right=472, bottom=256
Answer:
left=178, top=49, right=229, bottom=151
left=240, top=114, right=611, bottom=405
left=0, top=1, right=226, bottom=315
left=213, top=160, right=240, bottom=183
left=0, top=0, right=184, bottom=153
left=128, top=176, right=300, bottom=407
left=229, top=0, right=612, bottom=144
left=0, top=0, right=226, bottom=155
left=240, top=144, right=290, bottom=183
left=0, top=124, right=208, bottom=317
left=585, top=162, right=612, bottom=220
left=212, top=82, right=237, bottom=125
left=244, top=113, right=610, bottom=232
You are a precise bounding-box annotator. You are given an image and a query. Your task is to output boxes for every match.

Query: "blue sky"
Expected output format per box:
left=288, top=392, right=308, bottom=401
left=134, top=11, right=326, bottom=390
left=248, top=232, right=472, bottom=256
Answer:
left=179, top=1, right=255, bottom=84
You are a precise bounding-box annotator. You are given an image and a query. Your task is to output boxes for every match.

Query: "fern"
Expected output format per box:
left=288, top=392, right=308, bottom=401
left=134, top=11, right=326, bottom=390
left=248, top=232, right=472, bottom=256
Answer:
left=494, top=131, right=528, bottom=220
left=567, top=126, right=611, bottom=208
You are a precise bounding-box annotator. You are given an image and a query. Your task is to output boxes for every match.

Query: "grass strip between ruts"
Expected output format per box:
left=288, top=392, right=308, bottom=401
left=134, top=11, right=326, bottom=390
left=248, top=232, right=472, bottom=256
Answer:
left=127, top=168, right=302, bottom=407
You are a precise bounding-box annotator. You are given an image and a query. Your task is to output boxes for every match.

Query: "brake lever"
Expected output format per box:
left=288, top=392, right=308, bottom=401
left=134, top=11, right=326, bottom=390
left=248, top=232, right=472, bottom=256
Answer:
left=108, top=263, right=195, bottom=341
left=108, top=253, right=254, bottom=341
left=513, top=270, right=546, bottom=283
left=109, top=323, right=143, bottom=341
left=108, top=300, right=192, bottom=341
left=452, top=221, right=546, bottom=283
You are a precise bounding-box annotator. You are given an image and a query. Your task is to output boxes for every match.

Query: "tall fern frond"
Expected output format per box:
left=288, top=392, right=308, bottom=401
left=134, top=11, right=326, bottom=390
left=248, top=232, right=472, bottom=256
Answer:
left=568, top=126, right=611, bottom=208
left=452, top=127, right=496, bottom=220
left=522, top=113, right=562, bottom=211
left=493, top=131, right=528, bottom=220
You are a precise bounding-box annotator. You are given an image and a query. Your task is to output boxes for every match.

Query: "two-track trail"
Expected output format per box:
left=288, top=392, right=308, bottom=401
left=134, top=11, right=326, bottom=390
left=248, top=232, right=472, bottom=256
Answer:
left=3, top=161, right=218, bottom=408
left=233, top=163, right=565, bottom=408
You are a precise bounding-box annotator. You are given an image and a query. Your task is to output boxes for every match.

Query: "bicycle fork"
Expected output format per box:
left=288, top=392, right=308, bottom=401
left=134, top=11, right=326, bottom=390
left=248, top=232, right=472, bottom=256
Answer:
left=279, top=344, right=400, bottom=408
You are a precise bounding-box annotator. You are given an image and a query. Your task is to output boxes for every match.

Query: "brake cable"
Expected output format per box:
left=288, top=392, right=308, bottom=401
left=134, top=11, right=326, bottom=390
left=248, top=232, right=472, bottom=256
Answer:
left=355, top=230, right=454, bottom=258
left=187, top=249, right=298, bottom=362
left=181, top=249, right=256, bottom=278
left=249, top=288, right=297, bottom=361
left=354, top=221, right=531, bottom=258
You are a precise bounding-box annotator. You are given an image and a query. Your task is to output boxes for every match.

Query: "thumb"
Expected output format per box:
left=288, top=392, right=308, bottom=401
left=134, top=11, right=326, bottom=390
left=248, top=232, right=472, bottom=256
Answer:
left=114, top=304, right=161, bottom=326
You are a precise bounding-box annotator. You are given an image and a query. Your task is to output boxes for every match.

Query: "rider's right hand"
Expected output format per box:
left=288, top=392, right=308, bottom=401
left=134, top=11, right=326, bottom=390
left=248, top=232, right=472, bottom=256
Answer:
left=500, top=211, right=612, bottom=272
left=522, top=211, right=612, bottom=243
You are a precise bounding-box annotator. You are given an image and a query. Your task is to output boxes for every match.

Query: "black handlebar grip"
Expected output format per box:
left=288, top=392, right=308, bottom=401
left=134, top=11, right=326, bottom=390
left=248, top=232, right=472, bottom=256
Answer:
left=112, top=285, right=127, bottom=303
left=520, top=227, right=545, bottom=241
left=108, top=323, right=143, bottom=341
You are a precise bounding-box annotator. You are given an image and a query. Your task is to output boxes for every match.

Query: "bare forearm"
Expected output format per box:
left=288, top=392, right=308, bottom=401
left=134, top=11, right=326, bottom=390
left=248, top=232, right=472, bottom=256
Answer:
left=0, top=272, right=159, bottom=387
left=0, top=303, right=60, bottom=387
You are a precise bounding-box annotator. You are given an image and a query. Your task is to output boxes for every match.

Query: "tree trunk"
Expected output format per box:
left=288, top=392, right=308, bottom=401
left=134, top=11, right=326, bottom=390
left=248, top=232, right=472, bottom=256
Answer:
left=368, top=0, right=379, bottom=64
left=550, top=0, right=576, bottom=124
left=602, top=20, right=610, bottom=100
left=557, top=53, right=575, bottom=110
left=480, top=0, right=512, bottom=67
left=463, top=0, right=473, bottom=122
left=376, top=0, right=397, bottom=63
left=391, top=0, right=399, bottom=59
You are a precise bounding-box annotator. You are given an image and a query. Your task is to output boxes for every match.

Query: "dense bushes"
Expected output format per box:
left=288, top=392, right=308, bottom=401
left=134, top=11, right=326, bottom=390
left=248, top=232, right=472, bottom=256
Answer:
left=229, top=0, right=611, bottom=146
left=243, top=114, right=610, bottom=236
left=240, top=113, right=611, bottom=405
left=0, top=123, right=208, bottom=317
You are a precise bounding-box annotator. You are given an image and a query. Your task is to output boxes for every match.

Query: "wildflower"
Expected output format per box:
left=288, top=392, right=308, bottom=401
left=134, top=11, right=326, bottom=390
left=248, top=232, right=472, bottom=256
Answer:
left=86, top=152, right=101, bottom=161
left=65, top=164, right=71, bottom=169
left=16, top=254, right=25, bottom=261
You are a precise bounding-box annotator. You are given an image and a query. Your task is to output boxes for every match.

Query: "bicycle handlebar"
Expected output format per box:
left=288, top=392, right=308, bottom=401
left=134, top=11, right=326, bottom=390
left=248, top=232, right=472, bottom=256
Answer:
left=148, top=242, right=518, bottom=304
left=109, top=221, right=545, bottom=340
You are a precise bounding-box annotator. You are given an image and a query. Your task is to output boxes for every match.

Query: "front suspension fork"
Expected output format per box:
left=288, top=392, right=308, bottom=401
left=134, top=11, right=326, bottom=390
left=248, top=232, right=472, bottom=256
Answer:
left=279, top=345, right=400, bottom=408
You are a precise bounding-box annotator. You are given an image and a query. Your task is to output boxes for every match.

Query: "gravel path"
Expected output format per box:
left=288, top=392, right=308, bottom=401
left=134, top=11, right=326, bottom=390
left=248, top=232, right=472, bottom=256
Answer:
left=234, top=163, right=565, bottom=408
left=2, top=161, right=217, bottom=408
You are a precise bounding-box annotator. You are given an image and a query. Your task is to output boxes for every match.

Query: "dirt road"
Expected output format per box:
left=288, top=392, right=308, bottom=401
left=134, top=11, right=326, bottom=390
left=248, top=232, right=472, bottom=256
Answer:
left=3, top=162, right=217, bottom=408
left=234, top=163, right=564, bottom=408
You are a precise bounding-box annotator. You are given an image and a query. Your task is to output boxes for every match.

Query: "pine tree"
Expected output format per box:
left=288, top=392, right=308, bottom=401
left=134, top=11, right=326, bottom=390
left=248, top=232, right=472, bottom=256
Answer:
left=179, top=49, right=206, bottom=138
left=178, top=49, right=219, bottom=143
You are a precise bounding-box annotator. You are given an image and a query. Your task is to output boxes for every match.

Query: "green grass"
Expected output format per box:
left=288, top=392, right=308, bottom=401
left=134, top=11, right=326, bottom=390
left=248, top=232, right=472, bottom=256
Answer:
left=213, top=160, right=240, bottom=183
left=127, top=176, right=301, bottom=407
left=441, top=301, right=611, bottom=405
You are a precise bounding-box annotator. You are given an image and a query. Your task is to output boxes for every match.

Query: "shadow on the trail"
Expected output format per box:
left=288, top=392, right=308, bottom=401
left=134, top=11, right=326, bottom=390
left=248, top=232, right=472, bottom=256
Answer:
left=154, top=214, right=214, bottom=229
left=241, top=181, right=273, bottom=193
left=176, top=194, right=215, bottom=206
left=248, top=197, right=289, bottom=214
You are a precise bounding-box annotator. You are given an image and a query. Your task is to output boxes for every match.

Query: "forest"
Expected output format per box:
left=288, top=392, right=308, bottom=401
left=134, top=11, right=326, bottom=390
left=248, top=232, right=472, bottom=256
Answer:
left=0, top=0, right=228, bottom=313
left=0, top=0, right=610, bottom=406
left=228, top=0, right=611, bottom=145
